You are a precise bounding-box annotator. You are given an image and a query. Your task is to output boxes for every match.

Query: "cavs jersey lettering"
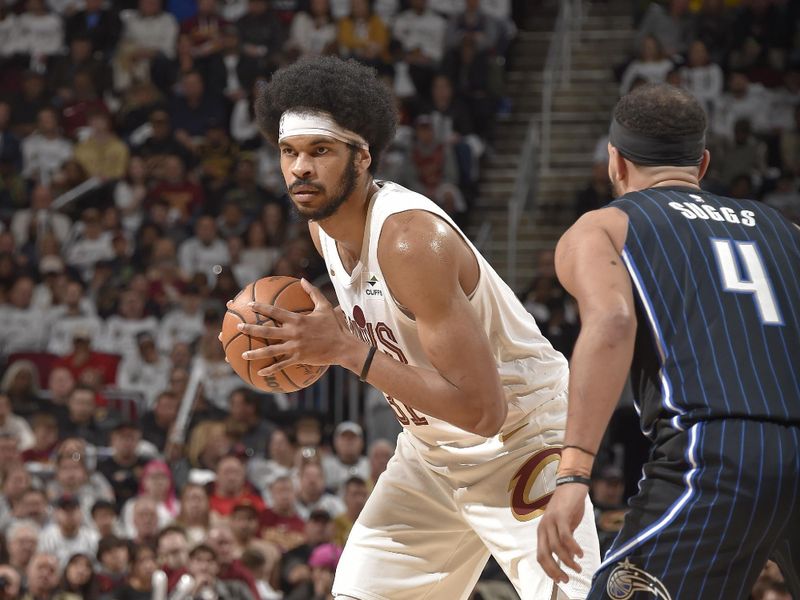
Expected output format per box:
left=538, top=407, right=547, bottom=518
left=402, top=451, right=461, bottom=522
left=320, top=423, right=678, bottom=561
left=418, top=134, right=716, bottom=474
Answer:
left=318, top=181, right=569, bottom=449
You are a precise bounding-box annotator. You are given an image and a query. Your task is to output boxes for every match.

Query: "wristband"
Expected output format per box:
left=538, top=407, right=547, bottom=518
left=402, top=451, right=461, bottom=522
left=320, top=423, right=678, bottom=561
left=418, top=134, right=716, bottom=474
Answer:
left=555, top=475, right=592, bottom=487
left=359, top=346, right=377, bottom=382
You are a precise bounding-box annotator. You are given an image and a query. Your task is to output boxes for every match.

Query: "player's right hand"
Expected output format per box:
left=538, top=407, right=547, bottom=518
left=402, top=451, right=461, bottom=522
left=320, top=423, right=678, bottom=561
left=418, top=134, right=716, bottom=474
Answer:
left=536, top=483, right=588, bottom=584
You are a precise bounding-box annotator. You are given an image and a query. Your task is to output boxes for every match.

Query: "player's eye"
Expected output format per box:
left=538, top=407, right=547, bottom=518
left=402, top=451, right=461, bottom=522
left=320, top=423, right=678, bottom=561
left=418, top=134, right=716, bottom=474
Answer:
left=315, top=147, right=329, bottom=155
left=280, top=147, right=296, bottom=156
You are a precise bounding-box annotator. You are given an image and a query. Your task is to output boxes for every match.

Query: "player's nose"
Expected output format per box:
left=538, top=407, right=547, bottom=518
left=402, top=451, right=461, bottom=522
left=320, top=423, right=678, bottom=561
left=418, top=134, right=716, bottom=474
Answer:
left=290, top=152, right=315, bottom=180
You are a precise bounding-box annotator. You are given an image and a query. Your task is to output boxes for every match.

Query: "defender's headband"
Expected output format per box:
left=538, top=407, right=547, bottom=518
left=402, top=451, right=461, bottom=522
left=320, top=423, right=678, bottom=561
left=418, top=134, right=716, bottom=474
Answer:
left=278, top=110, right=369, bottom=150
left=609, top=117, right=705, bottom=167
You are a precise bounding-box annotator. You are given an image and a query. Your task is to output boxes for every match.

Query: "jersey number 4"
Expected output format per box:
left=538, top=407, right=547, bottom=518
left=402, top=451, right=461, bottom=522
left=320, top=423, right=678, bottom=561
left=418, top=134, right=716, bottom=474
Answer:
left=710, top=238, right=783, bottom=326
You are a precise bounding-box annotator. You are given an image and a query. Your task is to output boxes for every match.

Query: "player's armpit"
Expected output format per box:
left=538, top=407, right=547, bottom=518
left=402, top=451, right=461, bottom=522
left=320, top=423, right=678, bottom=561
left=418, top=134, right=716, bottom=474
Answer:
left=360, top=210, right=507, bottom=437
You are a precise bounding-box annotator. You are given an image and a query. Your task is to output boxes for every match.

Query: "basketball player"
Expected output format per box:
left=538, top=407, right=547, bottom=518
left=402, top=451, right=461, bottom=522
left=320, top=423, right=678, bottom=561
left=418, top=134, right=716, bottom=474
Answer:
left=537, top=83, right=800, bottom=599
left=236, top=57, right=600, bottom=599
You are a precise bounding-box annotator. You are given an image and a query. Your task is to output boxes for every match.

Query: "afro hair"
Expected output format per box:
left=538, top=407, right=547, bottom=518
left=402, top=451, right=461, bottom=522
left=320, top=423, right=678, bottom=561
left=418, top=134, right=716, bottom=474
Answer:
left=256, top=57, right=397, bottom=174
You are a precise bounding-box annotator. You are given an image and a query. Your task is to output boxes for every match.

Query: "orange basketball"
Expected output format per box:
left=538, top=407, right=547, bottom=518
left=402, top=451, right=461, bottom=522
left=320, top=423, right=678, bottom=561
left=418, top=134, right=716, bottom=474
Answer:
left=220, top=276, right=328, bottom=393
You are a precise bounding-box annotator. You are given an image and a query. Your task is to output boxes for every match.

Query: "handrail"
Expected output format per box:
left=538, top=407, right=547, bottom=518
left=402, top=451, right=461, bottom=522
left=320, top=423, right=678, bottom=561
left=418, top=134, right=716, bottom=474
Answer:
left=540, top=0, right=583, bottom=173
left=506, top=0, right=583, bottom=292
left=506, top=121, right=539, bottom=292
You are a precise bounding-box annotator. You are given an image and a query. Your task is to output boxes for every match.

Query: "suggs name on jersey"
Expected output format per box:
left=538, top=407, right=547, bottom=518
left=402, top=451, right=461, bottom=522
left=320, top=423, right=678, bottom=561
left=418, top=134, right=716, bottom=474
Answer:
left=668, top=200, right=756, bottom=227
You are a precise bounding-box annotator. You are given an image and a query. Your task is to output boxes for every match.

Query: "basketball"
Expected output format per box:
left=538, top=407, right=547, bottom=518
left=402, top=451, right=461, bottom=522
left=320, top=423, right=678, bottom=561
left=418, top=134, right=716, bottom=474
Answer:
left=221, top=276, right=328, bottom=393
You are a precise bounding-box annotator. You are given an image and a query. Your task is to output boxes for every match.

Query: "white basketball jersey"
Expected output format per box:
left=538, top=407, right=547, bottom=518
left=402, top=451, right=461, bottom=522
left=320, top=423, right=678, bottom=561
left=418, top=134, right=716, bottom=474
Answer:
left=318, top=182, right=568, bottom=451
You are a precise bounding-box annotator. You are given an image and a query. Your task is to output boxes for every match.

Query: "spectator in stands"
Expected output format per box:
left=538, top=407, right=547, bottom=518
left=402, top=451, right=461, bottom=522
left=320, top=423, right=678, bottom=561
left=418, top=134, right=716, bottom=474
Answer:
left=764, top=174, right=800, bottom=223
left=64, top=0, right=121, bottom=57
left=95, top=535, right=129, bottom=596
left=367, top=438, right=393, bottom=487
left=709, top=118, right=768, bottom=191
left=302, top=542, right=341, bottom=600
left=730, top=0, right=793, bottom=74
left=248, top=427, right=295, bottom=491
left=226, top=387, right=275, bottom=459
left=0, top=431, right=21, bottom=482
left=51, top=36, right=112, bottom=106
left=53, top=327, right=118, bottom=389
left=74, top=112, right=130, bottom=182
left=187, top=543, right=256, bottom=600
left=713, top=71, right=770, bottom=140
left=47, top=280, right=102, bottom=356
left=0, top=393, right=34, bottom=450
left=17, top=0, right=64, bottom=69
left=170, top=70, right=227, bottom=145
left=8, top=488, right=51, bottom=532
left=208, top=524, right=260, bottom=599
left=156, top=525, right=190, bottom=591
left=129, top=496, right=160, bottom=546
left=260, top=474, right=307, bottom=551
left=406, top=114, right=465, bottom=218
left=11, top=186, right=71, bottom=258
left=337, top=0, right=390, bottom=67
left=280, top=509, right=335, bottom=597
left=0, top=565, right=21, bottom=598
left=58, top=386, right=107, bottom=447
left=96, top=422, right=147, bottom=513
left=115, top=543, right=157, bottom=600
left=174, top=483, right=211, bottom=545
left=5, top=520, right=41, bottom=574
left=0, top=361, right=42, bottom=417
left=21, top=413, right=60, bottom=464
left=442, top=31, right=496, bottom=138
left=333, top=476, right=368, bottom=547
left=235, top=0, right=287, bottom=89
left=0, top=464, right=30, bottom=520
left=178, top=214, right=231, bottom=285
left=118, top=331, right=171, bottom=408
left=115, top=0, right=179, bottom=91
left=209, top=453, right=266, bottom=518
left=180, top=0, right=229, bottom=83
left=295, top=460, right=344, bottom=520
left=393, top=0, right=447, bottom=97
left=90, top=501, right=120, bottom=539
left=591, top=464, right=627, bottom=557
left=634, top=0, right=693, bottom=58
left=60, top=553, right=98, bottom=600
left=140, top=390, right=179, bottom=453
left=620, top=35, right=673, bottom=95
left=49, top=439, right=115, bottom=513
left=446, top=0, right=504, bottom=55
left=0, top=101, right=21, bottom=172
left=64, top=208, right=115, bottom=283
left=240, top=546, right=283, bottom=600
left=123, top=460, right=178, bottom=536
left=231, top=501, right=262, bottom=551
left=680, top=40, right=724, bottom=117
left=322, top=421, right=369, bottom=494
left=101, top=288, right=159, bottom=359
left=287, top=0, right=337, bottom=59
left=138, top=111, right=193, bottom=178
left=9, top=72, right=49, bottom=140
left=22, top=553, right=81, bottom=600
left=575, top=162, right=613, bottom=218
left=37, top=495, right=99, bottom=568
left=780, top=105, right=800, bottom=176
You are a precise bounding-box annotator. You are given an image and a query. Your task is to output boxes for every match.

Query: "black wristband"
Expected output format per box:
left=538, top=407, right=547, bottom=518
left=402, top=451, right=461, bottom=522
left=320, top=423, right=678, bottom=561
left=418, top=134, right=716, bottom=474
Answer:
left=555, top=475, right=592, bottom=487
left=359, top=346, right=377, bottom=382
left=562, top=444, right=597, bottom=457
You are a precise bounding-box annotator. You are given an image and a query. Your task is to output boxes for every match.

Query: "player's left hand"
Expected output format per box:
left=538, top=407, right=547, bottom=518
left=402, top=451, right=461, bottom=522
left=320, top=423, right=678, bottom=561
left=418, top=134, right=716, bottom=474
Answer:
left=537, top=482, right=588, bottom=584
left=236, top=278, right=357, bottom=375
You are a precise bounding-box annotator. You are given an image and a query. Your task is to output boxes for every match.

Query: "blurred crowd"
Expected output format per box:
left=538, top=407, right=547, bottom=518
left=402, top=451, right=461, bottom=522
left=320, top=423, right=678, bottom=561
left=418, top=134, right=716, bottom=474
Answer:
left=0, top=0, right=520, bottom=597
left=575, top=0, right=800, bottom=224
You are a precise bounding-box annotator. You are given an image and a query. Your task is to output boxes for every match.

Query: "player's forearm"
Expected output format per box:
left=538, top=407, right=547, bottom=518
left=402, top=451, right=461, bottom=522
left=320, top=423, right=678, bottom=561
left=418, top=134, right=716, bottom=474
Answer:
left=561, top=314, right=635, bottom=474
left=339, top=339, right=507, bottom=437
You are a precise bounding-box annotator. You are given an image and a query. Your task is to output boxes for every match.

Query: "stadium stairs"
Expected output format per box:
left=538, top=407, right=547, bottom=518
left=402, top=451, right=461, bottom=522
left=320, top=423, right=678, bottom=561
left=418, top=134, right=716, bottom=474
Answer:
left=469, top=1, right=634, bottom=289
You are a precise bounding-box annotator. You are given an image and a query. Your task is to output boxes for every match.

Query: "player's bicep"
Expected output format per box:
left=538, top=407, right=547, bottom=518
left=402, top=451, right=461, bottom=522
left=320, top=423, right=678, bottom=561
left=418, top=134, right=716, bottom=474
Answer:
left=555, top=213, right=635, bottom=322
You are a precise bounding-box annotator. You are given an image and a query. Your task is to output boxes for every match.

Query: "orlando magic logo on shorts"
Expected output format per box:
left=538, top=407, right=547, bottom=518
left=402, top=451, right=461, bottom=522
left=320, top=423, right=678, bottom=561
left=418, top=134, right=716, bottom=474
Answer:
left=606, top=558, right=672, bottom=600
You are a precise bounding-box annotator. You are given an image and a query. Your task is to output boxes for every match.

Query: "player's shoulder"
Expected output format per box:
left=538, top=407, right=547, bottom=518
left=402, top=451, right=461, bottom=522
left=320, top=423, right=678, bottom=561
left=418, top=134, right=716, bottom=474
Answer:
left=562, top=206, right=629, bottom=252
left=378, top=208, right=460, bottom=264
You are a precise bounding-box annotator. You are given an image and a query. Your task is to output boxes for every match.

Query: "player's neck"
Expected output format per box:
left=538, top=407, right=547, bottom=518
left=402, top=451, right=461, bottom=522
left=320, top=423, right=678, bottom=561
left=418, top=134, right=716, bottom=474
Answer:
left=627, top=170, right=701, bottom=194
left=316, top=177, right=378, bottom=265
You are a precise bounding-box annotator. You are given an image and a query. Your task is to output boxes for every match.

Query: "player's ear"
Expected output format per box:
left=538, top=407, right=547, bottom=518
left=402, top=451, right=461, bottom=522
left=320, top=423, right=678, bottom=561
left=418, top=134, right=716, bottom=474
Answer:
left=696, top=149, right=711, bottom=181
left=355, top=147, right=372, bottom=174
left=608, top=144, right=626, bottom=186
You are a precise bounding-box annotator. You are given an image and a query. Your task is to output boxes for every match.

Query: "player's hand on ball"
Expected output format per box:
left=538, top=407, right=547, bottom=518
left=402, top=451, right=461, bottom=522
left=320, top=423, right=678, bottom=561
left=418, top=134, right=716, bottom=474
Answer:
left=237, top=278, right=353, bottom=376
left=537, top=483, right=587, bottom=584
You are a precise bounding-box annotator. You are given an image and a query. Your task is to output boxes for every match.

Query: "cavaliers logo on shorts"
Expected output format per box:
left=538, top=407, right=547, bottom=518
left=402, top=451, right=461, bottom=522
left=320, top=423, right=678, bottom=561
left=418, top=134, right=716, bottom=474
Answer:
left=606, top=558, right=672, bottom=600
left=507, top=447, right=561, bottom=521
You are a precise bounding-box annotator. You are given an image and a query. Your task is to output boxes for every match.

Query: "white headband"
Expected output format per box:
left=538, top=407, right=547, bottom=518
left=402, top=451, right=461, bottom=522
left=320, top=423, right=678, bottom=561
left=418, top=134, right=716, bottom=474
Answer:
left=278, top=110, right=369, bottom=150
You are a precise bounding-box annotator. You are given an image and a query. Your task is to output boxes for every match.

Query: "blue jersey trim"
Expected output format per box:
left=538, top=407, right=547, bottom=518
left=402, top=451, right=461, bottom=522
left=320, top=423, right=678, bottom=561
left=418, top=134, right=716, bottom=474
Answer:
left=599, top=422, right=702, bottom=570
left=621, top=247, right=685, bottom=432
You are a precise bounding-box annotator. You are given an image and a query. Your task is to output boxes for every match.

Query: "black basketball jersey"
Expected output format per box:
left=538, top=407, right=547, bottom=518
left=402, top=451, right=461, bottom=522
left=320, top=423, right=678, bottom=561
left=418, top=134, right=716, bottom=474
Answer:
left=611, top=186, right=800, bottom=437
